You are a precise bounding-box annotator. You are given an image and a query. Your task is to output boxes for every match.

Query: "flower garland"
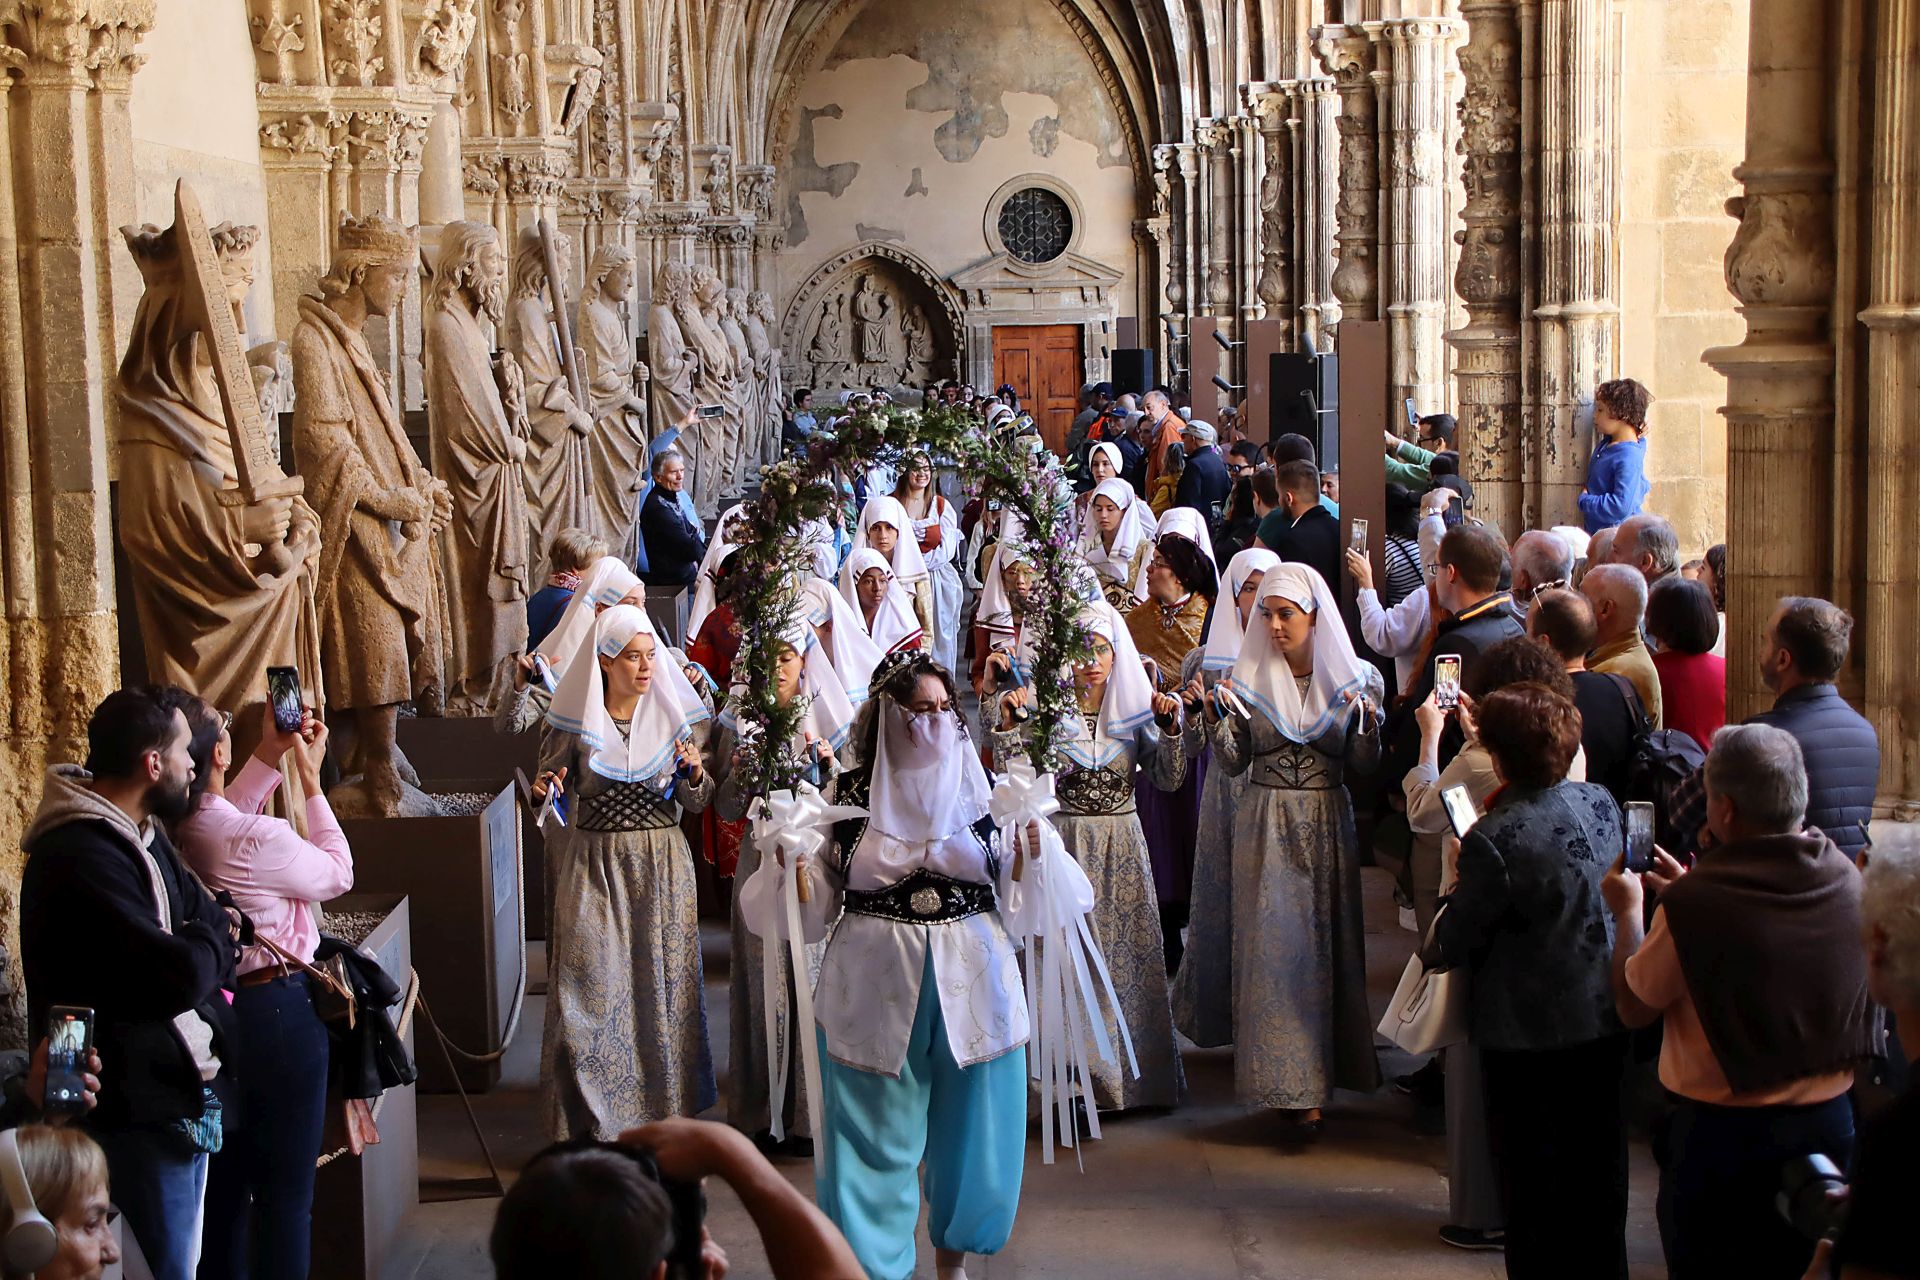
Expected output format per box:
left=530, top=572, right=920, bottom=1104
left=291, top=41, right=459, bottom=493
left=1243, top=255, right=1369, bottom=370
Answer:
left=715, top=403, right=1094, bottom=796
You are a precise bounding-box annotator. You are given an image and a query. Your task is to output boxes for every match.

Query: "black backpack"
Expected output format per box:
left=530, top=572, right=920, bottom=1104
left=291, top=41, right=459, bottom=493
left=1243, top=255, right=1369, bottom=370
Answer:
left=1604, top=672, right=1707, bottom=856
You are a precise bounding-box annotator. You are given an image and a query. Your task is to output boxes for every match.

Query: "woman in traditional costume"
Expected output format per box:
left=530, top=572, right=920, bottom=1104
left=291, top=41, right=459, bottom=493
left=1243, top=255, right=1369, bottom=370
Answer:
left=743, top=651, right=1067, bottom=1280
left=1070, top=442, right=1127, bottom=537
left=841, top=547, right=925, bottom=654
left=1171, top=547, right=1279, bottom=1046
left=993, top=600, right=1187, bottom=1111
left=1077, top=478, right=1154, bottom=612
left=893, top=452, right=964, bottom=676
left=846, top=494, right=935, bottom=636
left=493, top=555, right=641, bottom=736
left=533, top=605, right=717, bottom=1138
left=1125, top=525, right=1217, bottom=971
left=1208, top=564, right=1383, bottom=1137
left=714, top=614, right=857, bottom=1156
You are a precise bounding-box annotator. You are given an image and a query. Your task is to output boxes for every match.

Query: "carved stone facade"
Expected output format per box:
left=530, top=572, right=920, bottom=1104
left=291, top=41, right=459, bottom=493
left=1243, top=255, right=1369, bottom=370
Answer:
left=781, top=244, right=962, bottom=397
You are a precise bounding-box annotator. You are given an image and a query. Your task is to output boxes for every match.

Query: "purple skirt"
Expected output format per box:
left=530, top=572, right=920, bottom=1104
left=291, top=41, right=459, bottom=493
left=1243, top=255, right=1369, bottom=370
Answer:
left=1137, top=751, right=1207, bottom=908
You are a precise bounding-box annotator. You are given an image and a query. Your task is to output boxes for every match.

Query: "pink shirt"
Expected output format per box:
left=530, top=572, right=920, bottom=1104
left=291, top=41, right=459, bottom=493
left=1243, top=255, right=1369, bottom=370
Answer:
left=176, top=758, right=354, bottom=973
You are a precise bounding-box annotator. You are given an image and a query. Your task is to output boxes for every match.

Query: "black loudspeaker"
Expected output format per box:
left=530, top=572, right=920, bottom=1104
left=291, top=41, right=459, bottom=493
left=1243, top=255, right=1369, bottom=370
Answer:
left=1269, top=351, right=1340, bottom=461
left=1111, top=348, right=1153, bottom=399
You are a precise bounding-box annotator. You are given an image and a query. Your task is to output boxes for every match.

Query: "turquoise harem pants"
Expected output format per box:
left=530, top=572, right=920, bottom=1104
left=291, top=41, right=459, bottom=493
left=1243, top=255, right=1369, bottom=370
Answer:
left=816, top=953, right=1028, bottom=1280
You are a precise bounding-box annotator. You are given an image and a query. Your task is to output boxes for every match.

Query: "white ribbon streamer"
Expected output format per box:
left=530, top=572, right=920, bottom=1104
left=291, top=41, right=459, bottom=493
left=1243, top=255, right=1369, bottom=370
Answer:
left=991, top=760, right=1137, bottom=1165
left=748, top=784, right=866, bottom=1185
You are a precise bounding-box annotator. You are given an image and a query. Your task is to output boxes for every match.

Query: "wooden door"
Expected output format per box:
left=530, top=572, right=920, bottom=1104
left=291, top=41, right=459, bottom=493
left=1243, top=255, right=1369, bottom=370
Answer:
left=991, top=324, right=1083, bottom=455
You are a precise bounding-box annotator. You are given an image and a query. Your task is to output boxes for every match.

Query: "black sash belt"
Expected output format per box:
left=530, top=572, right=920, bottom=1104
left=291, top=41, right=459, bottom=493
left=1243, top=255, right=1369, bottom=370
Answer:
left=844, top=868, right=994, bottom=925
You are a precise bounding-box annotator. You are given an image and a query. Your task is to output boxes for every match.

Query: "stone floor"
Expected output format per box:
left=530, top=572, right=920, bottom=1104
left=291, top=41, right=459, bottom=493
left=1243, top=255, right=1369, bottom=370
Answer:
left=390, top=868, right=1668, bottom=1279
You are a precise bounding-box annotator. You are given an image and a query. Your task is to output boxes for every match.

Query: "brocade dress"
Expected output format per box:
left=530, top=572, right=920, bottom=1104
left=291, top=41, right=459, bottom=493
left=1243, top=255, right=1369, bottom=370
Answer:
left=539, top=720, right=718, bottom=1139
left=1210, top=670, right=1384, bottom=1109
left=993, top=713, right=1188, bottom=1111
left=1170, top=647, right=1246, bottom=1047
left=1127, top=595, right=1210, bottom=934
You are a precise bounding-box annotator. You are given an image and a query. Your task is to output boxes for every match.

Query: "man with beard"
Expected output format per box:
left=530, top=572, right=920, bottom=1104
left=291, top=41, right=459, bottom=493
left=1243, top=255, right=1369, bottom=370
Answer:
left=426, top=220, right=531, bottom=714
left=20, top=686, right=241, bottom=1280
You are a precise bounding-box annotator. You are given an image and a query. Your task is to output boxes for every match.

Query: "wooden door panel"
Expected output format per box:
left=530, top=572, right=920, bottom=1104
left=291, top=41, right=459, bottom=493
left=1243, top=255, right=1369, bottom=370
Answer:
left=990, top=324, right=1083, bottom=456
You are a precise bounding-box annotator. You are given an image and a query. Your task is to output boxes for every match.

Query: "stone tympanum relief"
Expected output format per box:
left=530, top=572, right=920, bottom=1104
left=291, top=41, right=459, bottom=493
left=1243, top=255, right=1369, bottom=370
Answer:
left=425, top=220, right=530, bottom=717
left=784, top=247, right=962, bottom=399
left=116, top=201, right=323, bottom=727
left=507, top=224, right=594, bottom=572
left=290, top=214, right=451, bottom=819
left=579, top=243, right=651, bottom=557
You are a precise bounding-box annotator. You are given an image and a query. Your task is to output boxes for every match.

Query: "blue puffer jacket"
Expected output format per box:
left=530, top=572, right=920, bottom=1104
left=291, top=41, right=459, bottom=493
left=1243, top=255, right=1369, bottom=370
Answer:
left=1749, top=683, right=1881, bottom=860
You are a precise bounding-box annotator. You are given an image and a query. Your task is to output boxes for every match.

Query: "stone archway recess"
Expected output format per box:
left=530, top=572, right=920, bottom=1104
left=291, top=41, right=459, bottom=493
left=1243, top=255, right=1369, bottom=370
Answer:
left=780, top=240, right=966, bottom=396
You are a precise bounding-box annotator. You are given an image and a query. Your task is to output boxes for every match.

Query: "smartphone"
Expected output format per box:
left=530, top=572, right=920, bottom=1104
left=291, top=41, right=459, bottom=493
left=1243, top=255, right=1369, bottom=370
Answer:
left=1404, top=397, right=1419, bottom=430
left=1440, top=784, right=1478, bottom=838
left=43, top=1007, right=93, bottom=1119
left=1624, top=800, right=1656, bottom=873
left=1433, top=654, right=1463, bottom=710
left=1349, top=517, right=1368, bottom=556
left=266, top=665, right=303, bottom=733
left=696, top=403, right=725, bottom=419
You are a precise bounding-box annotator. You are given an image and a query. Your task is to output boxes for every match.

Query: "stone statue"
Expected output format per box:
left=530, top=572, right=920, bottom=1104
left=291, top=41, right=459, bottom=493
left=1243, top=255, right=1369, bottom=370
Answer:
left=810, top=292, right=849, bottom=364
left=291, top=213, right=451, bottom=817
left=579, top=242, right=650, bottom=554
left=425, top=220, right=530, bottom=717
left=852, top=271, right=895, bottom=367
left=648, top=261, right=700, bottom=487
left=746, top=289, right=783, bottom=468
left=507, top=225, right=594, bottom=572
left=719, top=286, right=754, bottom=495
left=902, top=303, right=933, bottom=369
left=677, top=264, right=735, bottom=517
left=116, top=217, right=323, bottom=722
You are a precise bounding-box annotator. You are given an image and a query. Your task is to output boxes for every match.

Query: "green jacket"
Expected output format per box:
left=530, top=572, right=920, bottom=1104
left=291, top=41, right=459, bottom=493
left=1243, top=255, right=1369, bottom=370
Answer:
left=1385, top=438, right=1437, bottom=489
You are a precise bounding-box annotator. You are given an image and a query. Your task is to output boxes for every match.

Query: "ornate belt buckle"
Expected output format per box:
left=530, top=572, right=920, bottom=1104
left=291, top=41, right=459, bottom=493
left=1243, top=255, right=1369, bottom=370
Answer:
left=909, top=886, right=943, bottom=918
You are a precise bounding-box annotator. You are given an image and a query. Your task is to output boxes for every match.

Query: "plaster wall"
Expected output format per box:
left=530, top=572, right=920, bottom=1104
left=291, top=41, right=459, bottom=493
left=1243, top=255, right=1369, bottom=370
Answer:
left=128, top=0, right=275, bottom=341
left=776, top=0, right=1139, bottom=328
left=1614, top=0, right=1748, bottom=556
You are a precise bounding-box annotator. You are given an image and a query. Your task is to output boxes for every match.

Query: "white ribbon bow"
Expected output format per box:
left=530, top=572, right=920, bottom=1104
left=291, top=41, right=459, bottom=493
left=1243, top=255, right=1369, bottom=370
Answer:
left=990, top=763, right=1137, bottom=1165
left=747, top=784, right=865, bottom=1184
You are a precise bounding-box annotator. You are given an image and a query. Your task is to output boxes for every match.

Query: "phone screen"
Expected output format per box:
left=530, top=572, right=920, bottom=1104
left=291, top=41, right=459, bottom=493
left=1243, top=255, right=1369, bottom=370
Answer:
left=44, top=1006, right=93, bottom=1118
left=1404, top=397, right=1419, bottom=429
left=697, top=403, right=725, bottom=419
left=1433, top=655, right=1463, bottom=710
left=1349, top=518, right=1368, bottom=555
left=266, top=666, right=303, bottom=732
left=1441, top=785, right=1478, bottom=838
left=1624, top=801, right=1656, bottom=872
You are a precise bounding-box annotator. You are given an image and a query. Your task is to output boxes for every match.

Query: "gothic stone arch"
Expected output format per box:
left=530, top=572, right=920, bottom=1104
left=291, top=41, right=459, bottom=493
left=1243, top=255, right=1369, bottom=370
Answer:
left=781, top=241, right=965, bottom=397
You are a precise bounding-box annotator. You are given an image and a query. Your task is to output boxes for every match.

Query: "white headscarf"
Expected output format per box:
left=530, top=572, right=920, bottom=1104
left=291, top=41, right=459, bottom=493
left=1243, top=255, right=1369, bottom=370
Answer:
left=1078, top=478, right=1155, bottom=591
left=718, top=614, right=856, bottom=753
left=1230, top=563, right=1372, bottom=743
left=685, top=504, right=748, bottom=639
left=975, top=511, right=1030, bottom=640
left=800, top=518, right=839, bottom=581
left=1202, top=548, right=1281, bottom=671
left=1061, top=600, right=1157, bottom=769
left=840, top=547, right=922, bottom=653
left=546, top=604, right=711, bottom=783
left=1134, top=505, right=1218, bottom=600
left=847, top=494, right=929, bottom=585
left=868, top=696, right=992, bottom=843
left=1087, top=441, right=1124, bottom=483
left=539, top=556, right=641, bottom=669
left=802, top=576, right=885, bottom=701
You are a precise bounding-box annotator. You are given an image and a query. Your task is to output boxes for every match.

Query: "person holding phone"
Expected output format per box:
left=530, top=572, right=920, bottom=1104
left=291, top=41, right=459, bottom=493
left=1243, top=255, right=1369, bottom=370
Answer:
left=1428, top=682, right=1628, bottom=1275
left=173, top=695, right=351, bottom=1280
left=1207, top=564, right=1384, bottom=1139
left=537, top=605, right=717, bottom=1140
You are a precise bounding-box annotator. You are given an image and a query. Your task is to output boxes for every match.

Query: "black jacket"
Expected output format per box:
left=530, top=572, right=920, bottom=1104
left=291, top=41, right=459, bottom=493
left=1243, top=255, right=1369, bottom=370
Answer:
left=315, top=936, right=417, bottom=1100
left=1433, top=781, right=1625, bottom=1052
left=1749, top=683, right=1881, bottom=860
left=20, top=768, right=238, bottom=1130
left=638, top=484, right=706, bottom=587
left=1173, top=446, right=1232, bottom=520
left=1261, top=503, right=1341, bottom=590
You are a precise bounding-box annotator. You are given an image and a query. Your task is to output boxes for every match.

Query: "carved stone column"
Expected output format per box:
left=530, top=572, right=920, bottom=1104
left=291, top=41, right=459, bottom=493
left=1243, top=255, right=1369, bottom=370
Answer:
left=1248, top=83, right=1295, bottom=346
left=0, top=1, right=155, bottom=1009
left=1296, top=78, right=1342, bottom=347
left=1703, top=0, right=1835, bottom=724
left=1447, top=0, right=1525, bottom=533
left=462, top=0, right=600, bottom=243
left=250, top=0, right=466, bottom=409
left=1532, top=0, right=1620, bottom=525
left=1176, top=142, right=1201, bottom=329
left=1378, top=16, right=1461, bottom=416
left=1150, top=144, right=1185, bottom=318
left=1315, top=26, right=1381, bottom=327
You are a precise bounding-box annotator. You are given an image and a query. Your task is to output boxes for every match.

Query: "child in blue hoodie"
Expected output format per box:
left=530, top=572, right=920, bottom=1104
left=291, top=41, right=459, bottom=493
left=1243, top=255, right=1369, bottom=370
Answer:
left=1578, top=378, right=1652, bottom=534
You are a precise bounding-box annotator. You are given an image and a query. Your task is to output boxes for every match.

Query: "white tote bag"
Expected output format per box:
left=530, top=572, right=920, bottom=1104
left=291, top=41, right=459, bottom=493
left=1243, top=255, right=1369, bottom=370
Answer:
left=1376, top=905, right=1469, bottom=1054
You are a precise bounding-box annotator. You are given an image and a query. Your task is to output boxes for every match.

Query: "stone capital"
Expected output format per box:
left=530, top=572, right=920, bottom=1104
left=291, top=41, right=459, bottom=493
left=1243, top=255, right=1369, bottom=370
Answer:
left=1244, top=81, right=1296, bottom=133
left=0, top=0, right=155, bottom=85
left=1194, top=117, right=1233, bottom=153
left=1311, top=25, right=1376, bottom=86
